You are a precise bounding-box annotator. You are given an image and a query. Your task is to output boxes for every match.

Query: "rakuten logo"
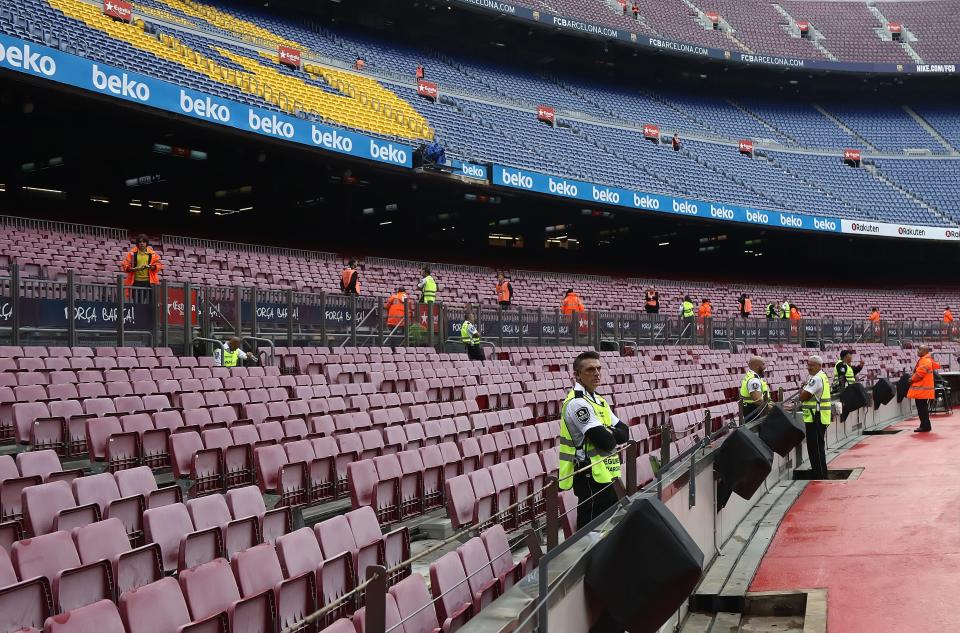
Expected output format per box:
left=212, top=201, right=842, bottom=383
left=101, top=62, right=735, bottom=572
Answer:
left=249, top=110, right=294, bottom=138
left=898, top=226, right=926, bottom=237
left=369, top=140, right=408, bottom=164
left=592, top=186, right=619, bottom=204
left=746, top=210, right=768, bottom=224
left=311, top=126, right=353, bottom=152
left=945, top=229, right=960, bottom=239
left=179, top=91, right=231, bottom=122
left=499, top=169, right=533, bottom=189
left=632, top=193, right=660, bottom=209
left=0, top=42, right=56, bottom=76
left=548, top=178, right=577, bottom=197
left=709, top=204, right=735, bottom=220
left=850, top=222, right=879, bottom=233
left=779, top=213, right=803, bottom=228
left=92, top=65, right=149, bottom=101
left=813, top=218, right=837, bottom=231
left=673, top=200, right=698, bottom=215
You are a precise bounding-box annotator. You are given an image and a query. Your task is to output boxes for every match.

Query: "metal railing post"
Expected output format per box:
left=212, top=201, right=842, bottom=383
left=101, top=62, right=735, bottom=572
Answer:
left=234, top=285, right=242, bottom=337
left=116, top=275, right=125, bottom=347
left=544, top=478, right=559, bottom=551
left=572, top=313, right=578, bottom=347
left=497, top=306, right=503, bottom=348
left=286, top=289, right=294, bottom=348
left=66, top=270, right=76, bottom=348
left=160, top=280, right=169, bottom=349
left=376, top=298, right=384, bottom=347
left=659, top=421, right=672, bottom=467
left=554, top=310, right=560, bottom=346
left=626, top=441, right=638, bottom=496
left=349, top=295, right=357, bottom=347
left=439, top=303, right=446, bottom=353
left=517, top=306, right=524, bottom=347
left=183, top=282, right=192, bottom=357
left=319, top=291, right=327, bottom=347
left=250, top=286, right=259, bottom=340
left=364, top=566, right=388, bottom=633
left=427, top=303, right=435, bottom=350
left=9, top=263, right=19, bottom=347
left=403, top=297, right=409, bottom=348
left=537, top=308, right=543, bottom=346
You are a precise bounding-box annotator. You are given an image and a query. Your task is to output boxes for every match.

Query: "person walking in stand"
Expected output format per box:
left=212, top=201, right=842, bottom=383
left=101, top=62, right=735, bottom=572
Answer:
left=121, top=233, right=163, bottom=302
left=418, top=267, right=437, bottom=304
left=385, top=287, right=408, bottom=332
left=944, top=307, right=954, bottom=338
left=495, top=274, right=513, bottom=309
left=868, top=307, right=881, bottom=340
left=834, top=349, right=863, bottom=423
left=765, top=301, right=777, bottom=320
left=340, top=259, right=360, bottom=295
left=644, top=287, right=659, bottom=314
left=907, top=345, right=940, bottom=433
left=461, top=312, right=485, bottom=361
left=680, top=295, right=695, bottom=341
left=798, top=355, right=832, bottom=479
left=561, top=289, right=585, bottom=315
left=740, top=355, right=772, bottom=421
left=215, top=336, right=248, bottom=368
left=558, top=351, right=629, bottom=530
left=739, top=294, right=752, bottom=318
left=781, top=298, right=791, bottom=320
left=698, top=298, right=712, bottom=318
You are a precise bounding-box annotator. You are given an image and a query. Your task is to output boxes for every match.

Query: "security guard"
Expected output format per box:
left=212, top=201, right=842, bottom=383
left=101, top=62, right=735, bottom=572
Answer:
left=740, top=356, right=771, bottom=421
left=495, top=274, right=513, bottom=309
left=681, top=295, right=695, bottom=341
left=781, top=299, right=791, bottom=320
left=216, top=336, right=247, bottom=368
left=765, top=302, right=777, bottom=320
left=833, top=350, right=863, bottom=394
left=340, top=259, right=360, bottom=295
left=418, top=267, right=437, bottom=304
left=385, top=287, right=408, bottom=330
left=461, top=312, right=484, bottom=361
left=559, top=351, right=629, bottom=530
left=799, top=355, right=831, bottom=479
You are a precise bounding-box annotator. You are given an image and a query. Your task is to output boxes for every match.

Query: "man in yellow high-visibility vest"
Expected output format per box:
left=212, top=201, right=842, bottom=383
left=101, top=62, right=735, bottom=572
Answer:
left=558, top=351, right=629, bottom=531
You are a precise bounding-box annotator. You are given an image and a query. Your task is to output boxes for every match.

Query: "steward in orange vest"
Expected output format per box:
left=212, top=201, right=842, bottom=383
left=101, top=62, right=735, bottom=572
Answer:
left=385, top=289, right=408, bottom=327
left=908, top=345, right=940, bottom=432
left=496, top=275, right=513, bottom=309
left=560, top=289, right=584, bottom=315
left=340, top=260, right=360, bottom=295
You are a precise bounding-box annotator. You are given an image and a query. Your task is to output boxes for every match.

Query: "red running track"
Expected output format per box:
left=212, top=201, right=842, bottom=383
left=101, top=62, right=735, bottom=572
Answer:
left=750, top=412, right=960, bottom=632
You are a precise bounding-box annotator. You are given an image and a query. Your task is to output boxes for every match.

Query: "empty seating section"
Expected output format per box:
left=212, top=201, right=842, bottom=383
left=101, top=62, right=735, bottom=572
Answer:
left=2, top=0, right=960, bottom=228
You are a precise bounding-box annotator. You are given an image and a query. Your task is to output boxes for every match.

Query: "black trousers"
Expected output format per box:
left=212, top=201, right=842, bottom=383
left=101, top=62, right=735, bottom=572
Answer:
left=574, top=473, right=619, bottom=531
left=916, top=399, right=932, bottom=430
left=805, top=420, right=828, bottom=479
left=644, top=305, right=658, bottom=314
left=498, top=301, right=511, bottom=310
left=465, top=344, right=485, bottom=361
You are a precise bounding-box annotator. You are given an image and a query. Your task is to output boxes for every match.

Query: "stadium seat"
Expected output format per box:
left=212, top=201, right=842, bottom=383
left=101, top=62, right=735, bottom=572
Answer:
left=72, top=518, right=163, bottom=596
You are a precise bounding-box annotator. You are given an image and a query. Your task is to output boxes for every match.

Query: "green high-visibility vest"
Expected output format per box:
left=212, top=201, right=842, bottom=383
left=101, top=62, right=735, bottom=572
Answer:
left=739, top=370, right=770, bottom=407
left=460, top=321, right=480, bottom=345
left=801, top=370, right=832, bottom=426
left=222, top=348, right=240, bottom=367
left=781, top=302, right=790, bottom=319
left=681, top=301, right=694, bottom=318
left=835, top=360, right=855, bottom=390
left=421, top=276, right=437, bottom=303
left=558, top=389, right=621, bottom=490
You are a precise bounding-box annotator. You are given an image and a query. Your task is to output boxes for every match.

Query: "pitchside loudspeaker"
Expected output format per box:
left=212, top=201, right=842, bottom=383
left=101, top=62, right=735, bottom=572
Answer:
left=758, top=404, right=805, bottom=456
left=873, top=378, right=895, bottom=410
left=840, top=383, right=869, bottom=413
left=584, top=496, right=704, bottom=633
left=714, top=427, right=773, bottom=500
left=896, top=375, right=911, bottom=403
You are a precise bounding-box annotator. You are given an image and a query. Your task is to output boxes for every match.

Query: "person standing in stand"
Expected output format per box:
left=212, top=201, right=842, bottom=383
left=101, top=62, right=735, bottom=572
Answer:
left=121, top=234, right=162, bottom=304
left=644, top=287, right=659, bottom=314
left=799, top=355, right=832, bottom=479
left=340, top=259, right=360, bottom=296
left=907, top=345, right=940, bottom=433
left=495, top=274, right=513, bottom=310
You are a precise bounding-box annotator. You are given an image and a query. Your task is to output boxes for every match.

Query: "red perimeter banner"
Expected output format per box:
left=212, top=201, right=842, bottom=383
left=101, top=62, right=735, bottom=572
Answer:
left=738, top=139, right=754, bottom=155
left=278, top=46, right=301, bottom=69
left=643, top=124, right=660, bottom=141
left=705, top=11, right=719, bottom=23
left=417, top=80, right=439, bottom=101
left=537, top=105, right=555, bottom=125
left=796, top=20, right=810, bottom=32
left=103, top=0, right=132, bottom=22
left=843, top=148, right=862, bottom=162
left=166, top=287, right=199, bottom=326
left=888, top=22, right=902, bottom=33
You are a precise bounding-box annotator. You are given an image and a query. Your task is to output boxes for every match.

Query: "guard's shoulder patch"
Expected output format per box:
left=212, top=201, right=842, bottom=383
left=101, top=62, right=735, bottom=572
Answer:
left=575, top=407, right=591, bottom=423
left=573, top=390, right=584, bottom=398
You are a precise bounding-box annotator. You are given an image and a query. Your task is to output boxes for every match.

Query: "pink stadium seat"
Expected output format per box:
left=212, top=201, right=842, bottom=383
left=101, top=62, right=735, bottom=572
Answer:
left=225, top=486, right=291, bottom=545
left=143, top=502, right=222, bottom=573
left=428, top=552, right=474, bottom=633
left=43, top=599, right=125, bottom=633
left=276, top=527, right=353, bottom=629
left=389, top=574, right=442, bottom=633
left=72, top=517, right=162, bottom=595
left=186, top=495, right=258, bottom=560
left=23, top=481, right=100, bottom=537
left=120, top=577, right=227, bottom=633
left=230, top=543, right=315, bottom=633
left=178, top=558, right=274, bottom=633
left=11, top=530, right=112, bottom=612
left=457, top=537, right=500, bottom=611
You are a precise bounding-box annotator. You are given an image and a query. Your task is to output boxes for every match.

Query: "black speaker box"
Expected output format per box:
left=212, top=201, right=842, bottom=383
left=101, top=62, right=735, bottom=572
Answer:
left=584, top=496, right=704, bottom=633
left=758, top=404, right=805, bottom=456
left=714, top=427, right=773, bottom=500
left=896, top=374, right=911, bottom=403
left=839, top=382, right=868, bottom=412
left=872, top=378, right=895, bottom=410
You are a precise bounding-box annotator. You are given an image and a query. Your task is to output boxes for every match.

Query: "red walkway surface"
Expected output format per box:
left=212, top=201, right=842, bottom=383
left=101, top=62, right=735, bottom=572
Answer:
left=750, top=412, right=960, bottom=632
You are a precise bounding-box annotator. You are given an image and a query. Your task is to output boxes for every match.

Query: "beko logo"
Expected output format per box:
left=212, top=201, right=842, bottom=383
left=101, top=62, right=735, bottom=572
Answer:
left=548, top=178, right=578, bottom=196
left=813, top=218, right=837, bottom=231
left=92, top=65, right=149, bottom=101
left=632, top=193, right=660, bottom=209
left=0, top=43, right=56, bottom=75
left=369, top=140, right=408, bottom=164
left=461, top=164, right=485, bottom=178
left=709, top=204, right=735, bottom=220
left=779, top=214, right=803, bottom=228
left=673, top=200, right=698, bottom=215
left=311, top=126, right=353, bottom=152
left=180, top=91, right=231, bottom=122
left=592, top=186, right=619, bottom=204
left=249, top=110, right=295, bottom=138
left=499, top=169, right=533, bottom=189
left=850, top=222, right=880, bottom=233
left=746, top=210, right=769, bottom=224
left=898, top=226, right=926, bottom=237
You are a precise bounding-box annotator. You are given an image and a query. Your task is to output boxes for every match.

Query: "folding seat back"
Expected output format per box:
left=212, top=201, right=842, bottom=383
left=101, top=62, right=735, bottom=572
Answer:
left=275, top=527, right=324, bottom=578
left=13, top=401, right=50, bottom=444
left=481, top=524, right=521, bottom=593
left=388, top=574, right=441, bottom=633
left=177, top=558, right=244, bottom=623
left=119, top=577, right=208, bottom=633
left=438, top=442, right=464, bottom=479
left=17, top=450, right=63, bottom=482
left=443, top=475, right=477, bottom=530
left=170, top=431, right=205, bottom=479
left=12, top=530, right=112, bottom=612
left=71, top=473, right=121, bottom=515
left=73, top=517, right=162, bottom=595
left=458, top=537, right=499, bottom=610
left=256, top=421, right=283, bottom=443
left=467, top=470, right=497, bottom=528
left=226, top=486, right=292, bottom=545
left=144, top=502, right=220, bottom=573
left=314, top=515, right=357, bottom=563
left=229, top=543, right=284, bottom=597
left=352, top=592, right=401, bottom=633
left=23, top=480, right=97, bottom=537
left=428, top=552, right=473, bottom=632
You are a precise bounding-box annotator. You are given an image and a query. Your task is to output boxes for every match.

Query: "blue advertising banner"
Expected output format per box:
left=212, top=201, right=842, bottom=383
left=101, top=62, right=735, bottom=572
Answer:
left=492, top=164, right=845, bottom=234
left=449, top=0, right=958, bottom=76
left=0, top=35, right=413, bottom=168
left=448, top=159, right=489, bottom=181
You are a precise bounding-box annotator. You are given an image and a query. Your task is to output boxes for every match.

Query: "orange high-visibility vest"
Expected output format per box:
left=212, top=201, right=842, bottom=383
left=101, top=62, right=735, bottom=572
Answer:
left=907, top=354, right=940, bottom=400
left=698, top=302, right=712, bottom=317
left=944, top=310, right=954, bottom=324
left=743, top=298, right=752, bottom=313
left=341, top=268, right=360, bottom=294
left=561, top=293, right=584, bottom=315
left=868, top=312, right=881, bottom=322
left=645, top=292, right=657, bottom=307
left=496, top=281, right=511, bottom=303
left=385, top=292, right=407, bottom=326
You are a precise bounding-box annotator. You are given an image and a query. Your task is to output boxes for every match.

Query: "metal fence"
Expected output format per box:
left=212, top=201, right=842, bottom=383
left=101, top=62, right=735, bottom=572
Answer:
left=0, top=264, right=956, bottom=353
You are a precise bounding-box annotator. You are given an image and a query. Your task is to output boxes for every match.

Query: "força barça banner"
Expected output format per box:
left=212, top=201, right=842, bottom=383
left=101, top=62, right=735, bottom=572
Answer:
left=449, top=0, right=959, bottom=75
left=0, top=35, right=413, bottom=168
left=492, top=165, right=960, bottom=241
